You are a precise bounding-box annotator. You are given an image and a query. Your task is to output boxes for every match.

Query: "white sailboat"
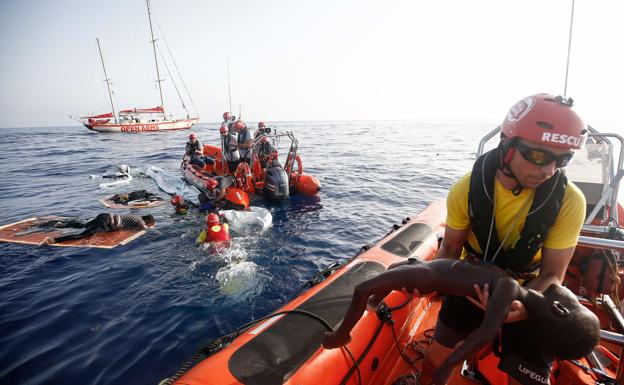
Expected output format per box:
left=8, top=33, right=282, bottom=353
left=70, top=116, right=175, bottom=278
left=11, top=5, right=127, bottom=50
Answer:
left=75, top=0, right=198, bottom=133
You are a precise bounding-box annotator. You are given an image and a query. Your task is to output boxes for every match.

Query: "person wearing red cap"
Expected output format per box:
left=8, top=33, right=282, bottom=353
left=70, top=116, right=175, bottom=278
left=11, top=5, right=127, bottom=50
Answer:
left=424, top=94, right=588, bottom=385
left=170, top=194, right=189, bottom=215
left=253, top=121, right=271, bottom=139
left=185, top=132, right=215, bottom=168
left=204, top=176, right=235, bottom=209
left=196, top=213, right=230, bottom=251
left=233, top=120, right=253, bottom=165
left=220, top=124, right=240, bottom=173
left=256, top=136, right=276, bottom=169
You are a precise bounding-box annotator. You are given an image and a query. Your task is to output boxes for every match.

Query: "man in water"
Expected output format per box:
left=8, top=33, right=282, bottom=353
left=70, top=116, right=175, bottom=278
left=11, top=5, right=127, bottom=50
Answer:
left=196, top=213, right=231, bottom=253
left=321, top=259, right=600, bottom=385
left=424, top=94, right=588, bottom=385
left=39, top=214, right=155, bottom=245
left=170, top=194, right=189, bottom=215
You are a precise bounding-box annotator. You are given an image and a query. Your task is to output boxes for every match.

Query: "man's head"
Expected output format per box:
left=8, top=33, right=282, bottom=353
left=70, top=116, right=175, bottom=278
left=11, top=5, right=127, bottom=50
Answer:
left=189, top=132, right=196, bottom=141
left=223, top=111, right=232, bottom=121
left=525, top=284, right=600, bottom=360
left=499, top=94, right=587, bottom=188
left=258, top=121, right=266, bottom=129
left=234, top=120, right=246, bottom=132
left=220, top=124, right=228, bottom=136
left=141, top=215, right=155, bottom=227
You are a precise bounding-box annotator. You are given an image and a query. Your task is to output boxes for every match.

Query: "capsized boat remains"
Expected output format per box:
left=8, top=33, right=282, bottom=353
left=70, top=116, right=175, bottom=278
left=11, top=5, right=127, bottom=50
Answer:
left=72, top=1, right=198, bottom=133
left=162, top=126, right=623, bottom=385
left=181, top=129, right=320, bottom=204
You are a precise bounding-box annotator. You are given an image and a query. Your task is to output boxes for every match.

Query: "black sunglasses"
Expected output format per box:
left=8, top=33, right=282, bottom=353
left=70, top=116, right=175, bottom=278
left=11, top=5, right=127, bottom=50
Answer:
left=515, top=142, right=574, bottom=168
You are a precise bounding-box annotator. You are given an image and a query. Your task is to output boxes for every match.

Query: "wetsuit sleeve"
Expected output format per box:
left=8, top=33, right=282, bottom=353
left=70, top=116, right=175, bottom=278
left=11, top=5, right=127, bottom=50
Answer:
left=196, top=230, right=207, bottom=244
left=543, top=180, right=586, bottom=249
left=446, top=173, right=471, bottom=231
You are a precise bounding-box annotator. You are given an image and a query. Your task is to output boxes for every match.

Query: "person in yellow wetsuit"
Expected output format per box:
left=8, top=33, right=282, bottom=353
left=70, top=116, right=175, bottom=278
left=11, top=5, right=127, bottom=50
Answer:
left=424, top=93, right=588, bottom=385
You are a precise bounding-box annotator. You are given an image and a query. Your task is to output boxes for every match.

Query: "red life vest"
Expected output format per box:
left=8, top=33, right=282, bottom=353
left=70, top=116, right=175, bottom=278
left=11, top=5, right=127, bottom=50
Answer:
left=205, top=223, right=230, bottom=244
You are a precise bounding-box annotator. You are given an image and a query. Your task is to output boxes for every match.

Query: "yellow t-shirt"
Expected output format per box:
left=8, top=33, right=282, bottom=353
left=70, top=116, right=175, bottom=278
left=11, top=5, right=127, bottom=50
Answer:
left=446, top=172, right=586, bottom=262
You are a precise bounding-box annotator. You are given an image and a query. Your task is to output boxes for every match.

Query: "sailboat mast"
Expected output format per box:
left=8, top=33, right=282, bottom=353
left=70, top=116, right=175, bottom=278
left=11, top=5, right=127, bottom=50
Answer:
left=146, top=0, right=165, bottom=114
left=227, top=56, right=232, bottom=114
left=96, top=38, right=118, bottom=124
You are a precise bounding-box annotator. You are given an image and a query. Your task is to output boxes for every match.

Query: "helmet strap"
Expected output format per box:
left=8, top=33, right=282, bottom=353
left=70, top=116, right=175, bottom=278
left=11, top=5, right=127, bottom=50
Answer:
left=498, top=138, right=523, bottom=195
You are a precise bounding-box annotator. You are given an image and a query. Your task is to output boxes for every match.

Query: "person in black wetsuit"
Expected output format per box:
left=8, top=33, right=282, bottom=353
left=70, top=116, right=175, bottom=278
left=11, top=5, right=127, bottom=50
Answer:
left=39, top=214, right=155, bottom=245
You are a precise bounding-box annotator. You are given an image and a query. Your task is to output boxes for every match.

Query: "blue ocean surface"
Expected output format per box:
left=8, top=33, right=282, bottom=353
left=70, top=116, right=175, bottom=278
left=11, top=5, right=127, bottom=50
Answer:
left=0, top=121, right=494, bottom=385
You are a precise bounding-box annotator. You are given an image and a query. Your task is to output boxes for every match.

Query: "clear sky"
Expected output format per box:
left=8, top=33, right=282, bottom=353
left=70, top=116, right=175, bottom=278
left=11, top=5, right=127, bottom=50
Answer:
left=0, top=0, right=623, bottom=130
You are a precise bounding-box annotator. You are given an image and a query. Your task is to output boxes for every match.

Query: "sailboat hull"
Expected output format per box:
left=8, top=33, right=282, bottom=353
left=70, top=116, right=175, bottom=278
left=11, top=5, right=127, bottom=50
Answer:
left=84, top=118, right=198, bottom=133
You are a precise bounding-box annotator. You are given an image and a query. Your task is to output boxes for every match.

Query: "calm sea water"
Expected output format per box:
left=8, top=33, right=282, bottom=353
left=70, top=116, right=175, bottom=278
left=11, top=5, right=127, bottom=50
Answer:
left=0, top=121, right=494, bottom=385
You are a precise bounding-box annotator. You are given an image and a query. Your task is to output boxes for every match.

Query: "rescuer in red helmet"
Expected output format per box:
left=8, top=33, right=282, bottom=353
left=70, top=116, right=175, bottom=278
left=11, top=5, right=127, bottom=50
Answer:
left=170, top=194, right=189, bottom=215
left=185, top=132, right=215, bottom=169
left=253, top=121, right=272, bottom=139
left=422, top=93, right=588, bottom=385
left=204, top=176, right=235, bottom=209
left=232, top=120, right=253, bottom=166
left=220, top=123, right=240, bottom=173
left=196, top=213, right=230, bottom=251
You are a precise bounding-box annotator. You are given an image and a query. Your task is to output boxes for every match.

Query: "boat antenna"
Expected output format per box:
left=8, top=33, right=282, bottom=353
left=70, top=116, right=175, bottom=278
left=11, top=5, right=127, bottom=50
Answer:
left=146, top=0, right=165, bottom=115
left=96, top=38, right=118, bottom=124
left=227, top=56, right=233, bottom=114
left=563, top=0, right=575, bottom=98
left=239, top=104, right=242, bottom=120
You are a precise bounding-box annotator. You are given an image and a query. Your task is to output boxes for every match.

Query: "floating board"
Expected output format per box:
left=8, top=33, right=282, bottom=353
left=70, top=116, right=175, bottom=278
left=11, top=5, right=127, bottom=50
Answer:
left=0, top=216, right=146, bottom=249
left=99, top=195, right=166, bottom=209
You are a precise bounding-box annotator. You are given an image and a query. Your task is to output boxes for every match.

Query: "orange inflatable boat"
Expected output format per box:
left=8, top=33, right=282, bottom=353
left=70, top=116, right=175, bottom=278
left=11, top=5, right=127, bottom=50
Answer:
left=182, top=130, right=320, bottom=205
left=163, top=128, right=624, bottom=385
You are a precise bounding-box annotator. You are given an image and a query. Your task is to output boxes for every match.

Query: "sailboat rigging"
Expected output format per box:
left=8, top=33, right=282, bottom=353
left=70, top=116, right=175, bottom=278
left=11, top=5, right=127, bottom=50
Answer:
left=73, top=0, right=198, bottom=133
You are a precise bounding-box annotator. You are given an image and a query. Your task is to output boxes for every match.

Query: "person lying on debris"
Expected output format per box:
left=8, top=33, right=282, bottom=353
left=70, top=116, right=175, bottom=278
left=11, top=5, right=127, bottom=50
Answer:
left=321, top=258, right=600, bottom=385
left=39, top=214, right=155, bottom=245
left=111, top=190, right=162, bottom=205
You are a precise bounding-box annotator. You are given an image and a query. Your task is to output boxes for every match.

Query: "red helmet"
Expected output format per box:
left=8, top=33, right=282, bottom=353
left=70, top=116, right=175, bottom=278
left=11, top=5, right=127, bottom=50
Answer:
left=223, top=111, right=232, bottom=120
left=220, top=124, right=228, bottom=135
left=502, top=93, right=587, bottom=150
left=258, top=121, right=266, bottom=129
left=206, top=213, right=220, bottom=226
left=234, top=120, right=245, bottom=130
left=170, top=194, right=184, bottom=206
left=189, top=132, right=196, bottom=140
left=205, top=178, right=218, bottom=190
